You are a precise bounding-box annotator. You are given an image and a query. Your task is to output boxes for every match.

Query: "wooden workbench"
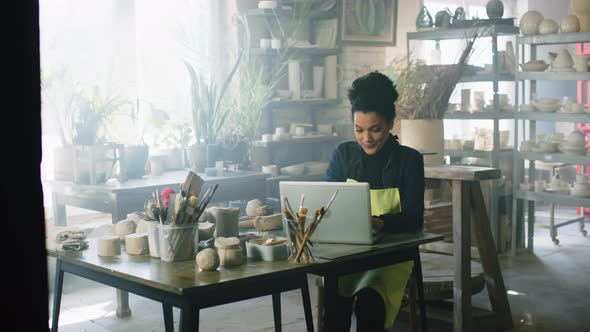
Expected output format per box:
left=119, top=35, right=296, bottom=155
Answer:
left=424, top=165, right=513, bottom=332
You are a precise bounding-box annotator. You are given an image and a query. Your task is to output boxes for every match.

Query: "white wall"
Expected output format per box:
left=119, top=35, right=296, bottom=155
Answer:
left=316, top=0, right=422, bottom=139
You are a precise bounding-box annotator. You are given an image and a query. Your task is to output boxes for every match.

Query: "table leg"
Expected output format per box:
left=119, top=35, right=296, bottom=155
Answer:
left=179, top=307, right=198, bottom=332
left=321, top=275, right=338, bottom=332
left=528, top=200, right=535, bottom=252
left=51, top=259, right=64, bottom=332
left=412, top=248, right=427, bottom=332
left=549, top=203, right=558, bottom=245
left=470, top=181, right=513, bottom=329
left=116, top=289, right=132, bottom=318
left=272, top=293, right=282, bottom=332
left=300, top=277, right=315, bottom=332
left=452, top=180, right=471, bottom=332
left=162, top=303, right=173, bottom=332
left=52, top=192, right=67, bottom=226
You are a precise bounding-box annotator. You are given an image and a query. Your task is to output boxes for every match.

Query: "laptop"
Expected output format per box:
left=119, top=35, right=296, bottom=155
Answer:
left=279, top=181, right=383, bottom=245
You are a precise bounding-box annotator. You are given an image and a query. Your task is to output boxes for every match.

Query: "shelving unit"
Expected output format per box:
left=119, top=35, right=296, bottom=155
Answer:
left=244, top=2, right=343, bottom=197
left=511, top=32, right=590, bottom=254
left=407, top=24, right=519, bottom=248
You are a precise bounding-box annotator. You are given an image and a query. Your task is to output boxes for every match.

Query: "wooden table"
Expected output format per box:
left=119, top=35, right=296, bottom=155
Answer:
left=424, top=165, right=513, bottom=332
left=49, top=242, right=315, bottom=332
left=44, top=170, right=270, bottom=226
left=311, top=232, right=444, bottom=332
left=48, top=232, right=443, bottom=332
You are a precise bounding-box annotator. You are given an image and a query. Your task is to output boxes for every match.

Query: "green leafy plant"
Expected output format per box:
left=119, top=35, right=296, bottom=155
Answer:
left=183, top=51, right=242, bottom=145
left=227, top=2, right=315, bottom=147
left=72, top=85, right=132, bottom=145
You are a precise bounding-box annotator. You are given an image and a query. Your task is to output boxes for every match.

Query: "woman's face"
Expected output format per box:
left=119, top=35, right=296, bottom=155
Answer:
left=353, top=111, right=393, bottom=155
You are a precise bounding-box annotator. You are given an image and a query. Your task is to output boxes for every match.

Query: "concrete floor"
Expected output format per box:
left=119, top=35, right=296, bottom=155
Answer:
left=46, top=207, right=590, bottom=332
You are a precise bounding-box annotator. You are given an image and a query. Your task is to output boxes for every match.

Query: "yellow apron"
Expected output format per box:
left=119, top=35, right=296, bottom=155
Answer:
left=338, top=179, right=414, bottom=329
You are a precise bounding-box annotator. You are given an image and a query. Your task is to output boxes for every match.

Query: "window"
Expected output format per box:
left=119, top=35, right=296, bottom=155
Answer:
left=40, top=0, right=211, bottom=183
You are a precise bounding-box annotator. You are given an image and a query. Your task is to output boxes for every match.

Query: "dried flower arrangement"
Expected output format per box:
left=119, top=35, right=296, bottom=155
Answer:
left=388, top=33, right=479, bottom=120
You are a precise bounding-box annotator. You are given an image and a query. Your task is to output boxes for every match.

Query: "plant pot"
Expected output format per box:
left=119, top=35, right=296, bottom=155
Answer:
left=188, top=143, right=207, bottom=173
left=122, top=144, right=149, bottom=179
left=399, top=119, right=444, bottom=165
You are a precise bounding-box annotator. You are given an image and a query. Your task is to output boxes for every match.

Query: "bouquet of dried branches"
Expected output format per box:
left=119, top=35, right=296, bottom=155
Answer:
left=389, top=33, right=479, bottom=120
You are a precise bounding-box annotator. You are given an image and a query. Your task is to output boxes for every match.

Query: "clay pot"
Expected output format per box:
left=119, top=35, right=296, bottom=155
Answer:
left=560, top=14, right=580, bottom=32
left=539, top=19, right=559, bottom=34
left=519, top=10, right=544, bottom=35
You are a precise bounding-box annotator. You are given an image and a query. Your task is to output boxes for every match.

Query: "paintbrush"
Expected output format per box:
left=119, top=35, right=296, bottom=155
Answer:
left=194, top=183, right=219, bottom=223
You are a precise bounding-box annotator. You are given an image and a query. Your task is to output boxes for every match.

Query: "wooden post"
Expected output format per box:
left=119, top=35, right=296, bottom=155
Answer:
left=453, top=180, right=471, bottom=332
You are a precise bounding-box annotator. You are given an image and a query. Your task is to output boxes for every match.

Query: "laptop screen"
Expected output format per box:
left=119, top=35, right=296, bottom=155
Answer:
left=279, top=181, right=376, bottom=245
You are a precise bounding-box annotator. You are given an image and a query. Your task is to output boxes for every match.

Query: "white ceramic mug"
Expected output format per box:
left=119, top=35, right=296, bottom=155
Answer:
left=295, top=126, right=305, bottom=136
left=275, top=127, right=286, bottom=136
left=262, top=164, right=278, bottom=177
left=271, top=38, right=281, bottom=49
left=262, top=133, right=273, bottom=142
left=571, top=103, right=584, bottom=113
left=260, top=38, right=271, bottom=49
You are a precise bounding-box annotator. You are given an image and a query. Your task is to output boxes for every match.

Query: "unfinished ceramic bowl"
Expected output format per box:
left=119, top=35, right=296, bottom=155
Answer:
left=520, top=60, right=549, bottom=72
left=560, top=14, right=580, bottom=32
left=539, top=18, right=559, bottom=34
left=519, top=10, right=544, bottom=35
left=281, top=163, right=305, bottom=176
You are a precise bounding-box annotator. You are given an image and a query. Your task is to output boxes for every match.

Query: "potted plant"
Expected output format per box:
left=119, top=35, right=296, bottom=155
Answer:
left=183, top=51, right=242, bottom=170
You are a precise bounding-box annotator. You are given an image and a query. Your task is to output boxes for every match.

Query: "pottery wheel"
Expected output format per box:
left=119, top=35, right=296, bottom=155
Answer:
left=420, top=252, right=485, bottom=301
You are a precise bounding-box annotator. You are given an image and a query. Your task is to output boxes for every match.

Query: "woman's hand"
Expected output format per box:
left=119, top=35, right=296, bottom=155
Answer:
left=371, top=217, right=384, bottom=233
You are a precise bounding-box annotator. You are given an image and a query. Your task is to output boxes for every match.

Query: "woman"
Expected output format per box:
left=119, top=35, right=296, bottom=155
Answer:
left=324, top=71, right=425, bottom=331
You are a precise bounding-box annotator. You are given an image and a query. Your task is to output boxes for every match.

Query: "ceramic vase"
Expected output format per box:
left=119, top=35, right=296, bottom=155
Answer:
left=399, top=119, right=444, bottom=165
left=416, top=6, right=434, bottom=31
left=486, top=0, right=504, bottom=19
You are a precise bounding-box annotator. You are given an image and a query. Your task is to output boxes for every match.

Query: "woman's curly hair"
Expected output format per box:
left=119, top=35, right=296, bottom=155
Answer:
left=348, top=71, right=399, bottom=121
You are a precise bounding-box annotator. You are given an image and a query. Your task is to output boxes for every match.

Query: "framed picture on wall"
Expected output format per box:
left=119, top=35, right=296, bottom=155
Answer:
left=339, top=0, right=398, bottom=46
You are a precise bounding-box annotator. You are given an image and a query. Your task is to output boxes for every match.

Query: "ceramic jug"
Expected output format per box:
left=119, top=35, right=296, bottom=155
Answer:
left=548, top=49, right=573, bottom=69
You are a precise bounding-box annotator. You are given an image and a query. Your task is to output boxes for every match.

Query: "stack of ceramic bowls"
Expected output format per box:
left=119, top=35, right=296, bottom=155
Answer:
left=571, top=174, right=590, bottom=197
left=560, top=130, right=587, bottom=155
left=532, top=98, right=561, bottom=112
